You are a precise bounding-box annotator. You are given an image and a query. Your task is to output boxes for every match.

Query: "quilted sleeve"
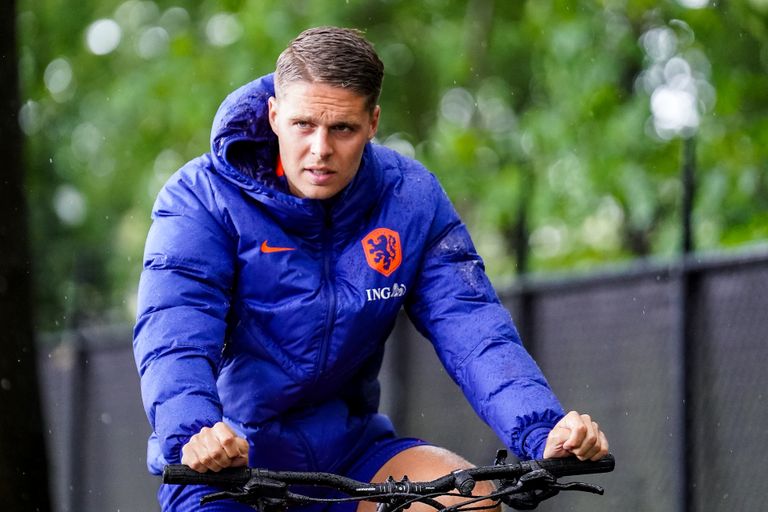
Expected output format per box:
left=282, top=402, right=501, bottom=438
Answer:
left=404, top=175, right=564, bottom=460
left=133, top=160, right=236, bottom=470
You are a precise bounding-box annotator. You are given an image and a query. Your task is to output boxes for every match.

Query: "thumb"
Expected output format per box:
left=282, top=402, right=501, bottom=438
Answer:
left=543, top=424, right=571, bottom=458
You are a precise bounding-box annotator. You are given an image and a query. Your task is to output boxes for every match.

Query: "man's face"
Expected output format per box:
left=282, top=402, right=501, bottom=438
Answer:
left=268, top=81, right=380, bottom=200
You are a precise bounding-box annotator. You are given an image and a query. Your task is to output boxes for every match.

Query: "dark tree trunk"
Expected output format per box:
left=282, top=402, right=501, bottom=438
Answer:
left=0, top=0, right=52, bottom=510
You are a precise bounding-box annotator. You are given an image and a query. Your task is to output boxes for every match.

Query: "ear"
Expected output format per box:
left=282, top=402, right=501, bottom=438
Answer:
left=267, top=96, right=279, bottom=134
left=368, top=105, right=381, bottom=140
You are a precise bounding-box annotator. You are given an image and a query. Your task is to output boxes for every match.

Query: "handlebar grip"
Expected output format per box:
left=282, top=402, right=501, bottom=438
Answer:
left=536, top=454, right=615, bottom=478
left=163, top=464, right=253, bottom=487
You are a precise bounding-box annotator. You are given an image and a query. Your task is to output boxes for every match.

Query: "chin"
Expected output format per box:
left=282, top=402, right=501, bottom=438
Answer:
left=298, top=188, right=335, bottom=200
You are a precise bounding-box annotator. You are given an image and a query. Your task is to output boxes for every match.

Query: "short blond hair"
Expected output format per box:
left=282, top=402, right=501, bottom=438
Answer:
left=275, top=26, right=384, bottom=112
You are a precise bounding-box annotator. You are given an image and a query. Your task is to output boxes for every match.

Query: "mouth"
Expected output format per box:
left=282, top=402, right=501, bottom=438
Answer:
left=303, top=167, right=336, bottom=186
left=305, top=167, right=334, bottom=176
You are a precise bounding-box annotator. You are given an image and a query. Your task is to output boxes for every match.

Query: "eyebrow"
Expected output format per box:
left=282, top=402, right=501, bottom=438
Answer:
left=289, top=115, right=362, bottom=130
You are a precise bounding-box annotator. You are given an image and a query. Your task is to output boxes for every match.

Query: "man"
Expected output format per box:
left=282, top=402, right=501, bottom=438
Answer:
left=133, top=26, right=608, bottom=511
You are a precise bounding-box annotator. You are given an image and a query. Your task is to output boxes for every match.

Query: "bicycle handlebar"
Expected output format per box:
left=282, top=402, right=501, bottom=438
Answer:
left=163, top=453, right=614, bottom=487
left=163, top=464, right=375, bottom=493
left=163, top=451, right=614, bottom=511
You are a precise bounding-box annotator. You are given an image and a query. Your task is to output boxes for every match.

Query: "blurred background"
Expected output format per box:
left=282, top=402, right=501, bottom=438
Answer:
left=2, top=0, right=768, bottom=511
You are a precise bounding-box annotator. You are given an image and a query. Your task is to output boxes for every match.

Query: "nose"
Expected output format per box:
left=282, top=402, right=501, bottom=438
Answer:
left=310, top=129, right=332, bottom=159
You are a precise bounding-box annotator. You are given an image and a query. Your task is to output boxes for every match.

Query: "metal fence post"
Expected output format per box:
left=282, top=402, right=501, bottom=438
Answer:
left=680, top=135, right=697, bottom=512
left=68, top=330, right=88, bottom=512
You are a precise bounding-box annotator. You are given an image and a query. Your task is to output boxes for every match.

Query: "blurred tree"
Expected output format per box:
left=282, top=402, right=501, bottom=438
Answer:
left=0, top=0, right=51, bottom=509
left=16, top=0, right=768, bottom=330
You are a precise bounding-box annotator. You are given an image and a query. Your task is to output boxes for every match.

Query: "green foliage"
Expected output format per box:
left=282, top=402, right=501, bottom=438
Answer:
left=17, top=0, right=768, bottom=330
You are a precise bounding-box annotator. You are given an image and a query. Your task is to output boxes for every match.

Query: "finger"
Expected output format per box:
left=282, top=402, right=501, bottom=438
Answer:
left=212, top=422, right=243, bottom=460
left=578, top=425, right=602, bottom=461
left=589, top=431, right=610, bottom=461
left=543, top=412, right=580, bottom=458
left=562, top=413, right=589, bottom=452
left=579, top=421, right=609, bottom=461
left=220, top=436, right=249, bottom=467
left=198, top=427, right=232, bottom=471
left=180, top=442, right=198, bottom=470
left=235, top=437, right=250, bottom=461
left=573, top=418, right=601, bottom=460
left=181, top=438, right=215, bottom=473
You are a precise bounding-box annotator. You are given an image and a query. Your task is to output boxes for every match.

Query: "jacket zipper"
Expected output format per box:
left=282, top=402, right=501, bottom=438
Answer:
left=315, top=211, right=336, bottom=382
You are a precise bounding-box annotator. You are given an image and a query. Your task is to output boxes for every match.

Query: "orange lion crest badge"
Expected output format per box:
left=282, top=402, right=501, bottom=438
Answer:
left=362, top=228, right=402, bottom=277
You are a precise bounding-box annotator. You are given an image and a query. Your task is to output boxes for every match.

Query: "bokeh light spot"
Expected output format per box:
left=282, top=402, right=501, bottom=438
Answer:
left=86, top=19, right=122, bottom=55
left=44, top=58, right=74, bottom=100
left=206, top=13, right=243, bottom=47
left=137, top=26, right=169, bottom=59
left=53, top=185, right=87, bottom=226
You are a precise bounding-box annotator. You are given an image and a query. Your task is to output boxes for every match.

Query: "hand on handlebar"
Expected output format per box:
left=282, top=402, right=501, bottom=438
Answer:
left=181, top=421, right=249, bottom=472
left=543, top=410, right=609, bottom=462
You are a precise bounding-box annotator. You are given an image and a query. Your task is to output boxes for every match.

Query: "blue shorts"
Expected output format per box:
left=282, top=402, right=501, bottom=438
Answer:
left=158, top=436, right=429, bottom=512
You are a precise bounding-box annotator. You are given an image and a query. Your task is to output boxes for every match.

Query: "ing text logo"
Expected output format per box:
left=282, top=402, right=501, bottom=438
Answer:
left=365, top=283, right=407, bottom=302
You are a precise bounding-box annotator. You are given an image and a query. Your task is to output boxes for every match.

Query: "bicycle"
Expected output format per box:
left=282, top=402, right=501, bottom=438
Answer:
left=163, top=449, right=615, bottom=511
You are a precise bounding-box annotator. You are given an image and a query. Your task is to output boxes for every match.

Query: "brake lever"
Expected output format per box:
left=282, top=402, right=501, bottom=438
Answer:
left=200, top=490, right=245, bottom=505
left=497, top=467, right=605, bottom=510
left=555, top=481, right=605, bottom=495
left=199, top=475, right=288, bottom=507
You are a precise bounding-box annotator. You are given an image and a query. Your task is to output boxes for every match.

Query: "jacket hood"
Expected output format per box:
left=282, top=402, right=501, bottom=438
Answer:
left=210, top=73, right=283, bottom=191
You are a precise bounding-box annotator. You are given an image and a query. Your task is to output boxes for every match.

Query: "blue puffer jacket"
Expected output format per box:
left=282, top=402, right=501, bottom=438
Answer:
left=133, top=74, right=564, bottom=475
